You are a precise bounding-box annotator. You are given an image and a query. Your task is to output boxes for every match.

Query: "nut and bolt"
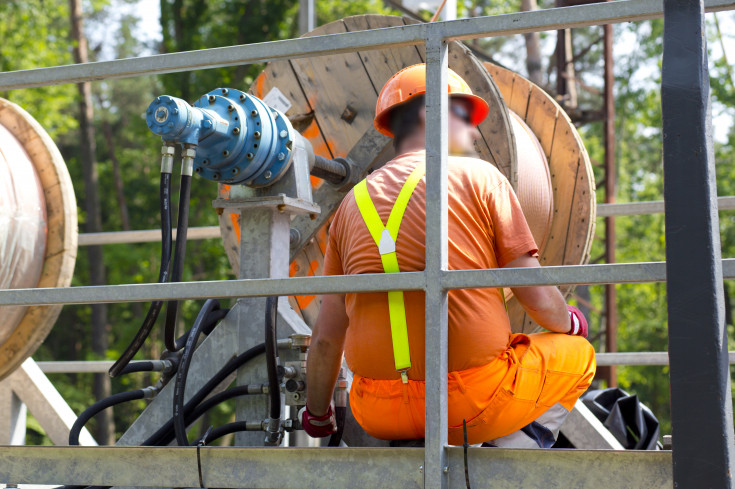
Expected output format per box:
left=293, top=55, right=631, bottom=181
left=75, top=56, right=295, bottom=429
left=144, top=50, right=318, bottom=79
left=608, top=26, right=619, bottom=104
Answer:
left=221, top=88, right=229, bottom=95
left=279, top=130, right=288, bottom=138
left=443, top=467, right=449, bottom=474
left=253, top=131, right=261, bottom=139
left=278, top=152, right=285, bottom=161
left=233, top=127, right=240, bottom=135
left=227, top=104, right=234, bottom=112
left=222, top=150, right=230, bottom=157
left=246, top=152, right=254, bottom=160
left=251, top=109, right=258, bottom=117
left=212, top=173, right=220, bottom=180
left=239, top=94, right=246, bottom=101
left=264, top=170, right=273, bottom=179
left=231, top=168, right=238, bottom=175
left=208, top=95, right=216, bottom=103
left=154, top=97, right=161, bottom=104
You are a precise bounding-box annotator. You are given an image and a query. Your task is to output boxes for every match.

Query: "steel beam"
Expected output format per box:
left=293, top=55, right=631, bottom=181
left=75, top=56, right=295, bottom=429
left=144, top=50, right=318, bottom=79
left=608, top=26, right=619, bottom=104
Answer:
left=0, top=1, right=734, bottom=91
left=424, top=32, right=450, bottom=489
left=662, top=0, right=735, bottom=487
left=4, top=260, right=735, bottom=307
left=0, top=446, right=673, bottom=488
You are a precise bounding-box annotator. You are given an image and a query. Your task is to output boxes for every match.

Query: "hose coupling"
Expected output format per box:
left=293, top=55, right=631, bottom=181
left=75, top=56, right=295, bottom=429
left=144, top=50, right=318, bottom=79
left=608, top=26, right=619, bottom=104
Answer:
left=160, top=144, right=176, bottom=174
left=263, top=417, right=283, bottom=446
left=141, top=385, right=160, bottom=400
left=181, top=146, right=197, bottom=176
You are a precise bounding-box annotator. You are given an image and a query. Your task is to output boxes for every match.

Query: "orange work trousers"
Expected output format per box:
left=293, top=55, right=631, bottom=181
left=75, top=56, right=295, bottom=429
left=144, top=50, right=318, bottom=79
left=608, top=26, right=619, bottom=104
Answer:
left=349, top=332, right=596, bottom=445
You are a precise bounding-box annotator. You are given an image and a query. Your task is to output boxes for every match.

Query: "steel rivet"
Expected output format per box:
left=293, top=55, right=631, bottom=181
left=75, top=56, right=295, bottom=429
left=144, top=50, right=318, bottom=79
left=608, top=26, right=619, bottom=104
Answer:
left=254, top=131, right=261, bottom=139
left=223, top=150, right=230, bottom=157
left=246, top=152, right=254, bottom=160
left=232, top=168, right=238, bottom=174
left=239, top=94, right=246, bottom=101
left=233, top=127, right=240, bottom=135
left=221, top=88, right=229, bottom=95
left=227, top=104, right=234, bottom=112
left=278, top=152, right=285, bottom=161
left=251, top=110, right=258, bottom=117
left=208, top=95, right=216, bottom=103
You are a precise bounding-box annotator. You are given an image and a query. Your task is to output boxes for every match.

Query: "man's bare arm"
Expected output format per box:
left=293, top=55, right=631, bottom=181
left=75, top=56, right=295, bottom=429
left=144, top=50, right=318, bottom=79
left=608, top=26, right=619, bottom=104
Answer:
left=504, top=253, right=571, bottom=333
left=305, top=293, right=349, bottom=416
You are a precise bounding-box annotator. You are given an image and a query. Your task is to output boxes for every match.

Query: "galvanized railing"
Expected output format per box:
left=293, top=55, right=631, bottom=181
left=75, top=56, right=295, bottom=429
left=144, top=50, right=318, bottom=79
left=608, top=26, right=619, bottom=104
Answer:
left=1, top=1, right=734, bottom=488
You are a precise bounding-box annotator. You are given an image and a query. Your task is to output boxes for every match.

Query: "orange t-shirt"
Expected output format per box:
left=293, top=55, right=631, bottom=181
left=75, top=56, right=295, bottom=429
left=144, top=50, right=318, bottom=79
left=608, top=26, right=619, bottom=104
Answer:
left=323, top=150, right=538, bottom=381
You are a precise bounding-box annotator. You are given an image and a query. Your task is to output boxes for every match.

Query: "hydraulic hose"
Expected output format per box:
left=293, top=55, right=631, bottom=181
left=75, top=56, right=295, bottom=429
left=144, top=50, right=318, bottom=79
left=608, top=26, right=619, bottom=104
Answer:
left=173, top=299, right=219, bottom=446
left=108, top=170, right=173, bottom=378
left=328, top=406, right=347, bottom=447
left=164, top=167, right=193, bottom=353
left=143, top=342, right=266, bottom=447
left=199, top=421, right=263, bottom=445
left=117, top=360, right=171, bottom=376
left=69, top=387, right=157, bottom=446
left=174, top=307, right=229, bottom=351
left=264, top=296, right=282, bottom=445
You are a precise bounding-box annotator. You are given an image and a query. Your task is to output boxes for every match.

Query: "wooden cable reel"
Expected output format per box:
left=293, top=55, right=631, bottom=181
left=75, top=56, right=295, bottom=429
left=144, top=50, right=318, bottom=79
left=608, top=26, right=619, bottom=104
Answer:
left=218, top=15, right=595, bottom=334
left=0, top=98, right=77, bottom=380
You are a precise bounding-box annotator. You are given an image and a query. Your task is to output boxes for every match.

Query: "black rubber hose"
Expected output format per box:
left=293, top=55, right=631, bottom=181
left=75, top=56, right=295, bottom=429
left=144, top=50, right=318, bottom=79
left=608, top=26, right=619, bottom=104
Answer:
left=265, top=296, right=281, bottom=421
left=117, top=361, right=157, bottom=375
left=200, top=421, right=258, bottom=445
left=187, top=385, right=264, bottom=425
left=173, top=299, right=219, bottom=446
left=328, top=406, right=347, bottom=447
left=143, top=342, right=266, bottom=447
left=108, top=172, right=173, bottom=378
left=164, top=173, right=192, bottom=352
left=174, top=307, right=229, bottom=351
left=69, top=390, right=146, bottom=446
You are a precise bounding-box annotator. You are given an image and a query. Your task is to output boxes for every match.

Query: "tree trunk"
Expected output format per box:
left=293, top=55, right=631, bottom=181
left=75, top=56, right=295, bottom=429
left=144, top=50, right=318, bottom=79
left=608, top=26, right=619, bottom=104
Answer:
left=521, top=0, right=543, bottom=86
left=69, top=0, right=115, bottom=445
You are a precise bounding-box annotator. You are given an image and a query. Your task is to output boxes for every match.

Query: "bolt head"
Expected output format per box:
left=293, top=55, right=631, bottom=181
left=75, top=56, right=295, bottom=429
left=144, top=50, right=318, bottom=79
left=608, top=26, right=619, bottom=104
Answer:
left=208, top=95, right=216, bottom=104
left=264, top=171, right=272, bottom=179
left=280, top=130, right=288, bottom=138
left=251, top=110, right=258, bottom=117
left=246, top=152, right=254, bottom=160
left=221, top=88, right=229, bottom=95
left=233, top=127, right=240, bottom=135
left=154, top=97, right=161, bottom=104
left=223, top=150, right=230, bottom=157
left=227, top=104, right=234, bottom=112
left=278, top=152, right=285, bottom=161
left=254, top=131, right=261, bottom=139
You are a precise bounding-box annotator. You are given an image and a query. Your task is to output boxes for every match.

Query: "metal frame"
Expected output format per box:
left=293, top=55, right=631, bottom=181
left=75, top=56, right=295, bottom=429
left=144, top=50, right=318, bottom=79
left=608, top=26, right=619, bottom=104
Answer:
left=1, top=1, right=734, bottom=488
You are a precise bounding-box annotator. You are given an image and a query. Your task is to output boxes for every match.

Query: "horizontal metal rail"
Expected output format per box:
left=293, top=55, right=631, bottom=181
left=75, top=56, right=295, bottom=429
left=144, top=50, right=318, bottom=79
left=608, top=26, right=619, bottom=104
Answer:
left=33, top=352, right=735, bottom=373
left=597, top=195, right=735, bottom=217
left=2, top=259, right=735, bottom=307
left=75, top=196, right=735, bottom=246
left=0, top=0, right=733, bottom=91
left=0, top=446, right=672, bottom=488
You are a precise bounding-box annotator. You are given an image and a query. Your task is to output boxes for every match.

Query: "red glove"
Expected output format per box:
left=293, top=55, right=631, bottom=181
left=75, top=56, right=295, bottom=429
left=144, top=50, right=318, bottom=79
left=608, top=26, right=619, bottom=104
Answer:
left=566, top=305, right=588, bottom=338
left=300, top=403, right=337, bottom=438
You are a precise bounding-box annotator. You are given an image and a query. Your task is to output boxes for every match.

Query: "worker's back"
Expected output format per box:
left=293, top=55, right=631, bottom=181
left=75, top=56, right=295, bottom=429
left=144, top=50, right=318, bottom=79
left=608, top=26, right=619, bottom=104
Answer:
left=323, top=149, right=539, bottom=381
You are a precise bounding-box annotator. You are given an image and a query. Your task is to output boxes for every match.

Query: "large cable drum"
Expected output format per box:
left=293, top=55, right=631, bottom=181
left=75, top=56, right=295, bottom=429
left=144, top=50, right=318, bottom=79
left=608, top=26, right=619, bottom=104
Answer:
left=0, top=98, right=77, bottom=380
left=218, top=15, right=595, bottom=334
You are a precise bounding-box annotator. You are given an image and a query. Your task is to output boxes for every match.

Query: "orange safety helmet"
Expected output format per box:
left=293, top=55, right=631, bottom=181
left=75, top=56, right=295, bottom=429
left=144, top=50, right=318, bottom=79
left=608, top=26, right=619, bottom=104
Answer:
left=374, top=63, right=490, bottom=137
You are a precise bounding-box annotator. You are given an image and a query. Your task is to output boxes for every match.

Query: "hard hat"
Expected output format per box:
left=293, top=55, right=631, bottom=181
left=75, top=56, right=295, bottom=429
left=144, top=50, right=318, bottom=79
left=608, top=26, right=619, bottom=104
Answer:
left=374, top=63, right=490, bottom=137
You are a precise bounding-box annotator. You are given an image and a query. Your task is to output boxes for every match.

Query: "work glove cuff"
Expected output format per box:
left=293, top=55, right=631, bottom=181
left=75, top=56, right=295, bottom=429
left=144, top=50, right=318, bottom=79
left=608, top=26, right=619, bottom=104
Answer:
left=566, top=304, right=589, bottom=338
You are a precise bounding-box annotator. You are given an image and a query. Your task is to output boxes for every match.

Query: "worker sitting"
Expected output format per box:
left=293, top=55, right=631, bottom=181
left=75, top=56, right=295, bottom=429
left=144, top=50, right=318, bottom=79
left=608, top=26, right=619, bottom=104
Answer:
left=301, top=63, right=596, bottom=448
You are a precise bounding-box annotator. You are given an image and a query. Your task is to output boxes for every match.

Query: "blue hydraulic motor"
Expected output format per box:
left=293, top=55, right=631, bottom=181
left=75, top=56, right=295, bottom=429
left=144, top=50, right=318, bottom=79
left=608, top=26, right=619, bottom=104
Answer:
left=146, top=88, right=295, bottom=187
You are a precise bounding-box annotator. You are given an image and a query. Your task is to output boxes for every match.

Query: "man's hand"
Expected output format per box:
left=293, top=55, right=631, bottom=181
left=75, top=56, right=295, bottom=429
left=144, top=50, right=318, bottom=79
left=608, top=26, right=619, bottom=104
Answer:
left=300, top=403, right=338, bottom=438
left=566, top=305, right=588, bottom=338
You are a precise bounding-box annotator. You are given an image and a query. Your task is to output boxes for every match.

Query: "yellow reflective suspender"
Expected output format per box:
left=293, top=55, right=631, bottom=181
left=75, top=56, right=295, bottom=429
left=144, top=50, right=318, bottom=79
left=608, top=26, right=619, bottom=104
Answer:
left=353, top=164, right=425, bottom=383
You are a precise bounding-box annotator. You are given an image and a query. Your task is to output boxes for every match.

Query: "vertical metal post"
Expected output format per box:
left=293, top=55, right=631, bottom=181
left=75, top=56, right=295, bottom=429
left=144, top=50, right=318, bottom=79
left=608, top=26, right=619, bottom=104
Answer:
left=235, top=208, right=291, bottom=446
left=0, top=384, right=26, bottom=445
left=441, top=0, right=457, bottom=20
left=603, top=15, right=617, bottom=387
left=424, top=27, right=449, bottom=489
left=662, top=0, right=735, bottom=486
left=299, top=0, right=316, bottom=35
